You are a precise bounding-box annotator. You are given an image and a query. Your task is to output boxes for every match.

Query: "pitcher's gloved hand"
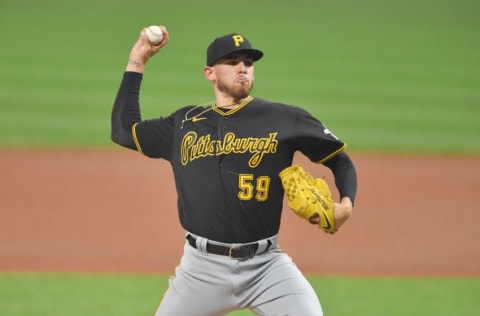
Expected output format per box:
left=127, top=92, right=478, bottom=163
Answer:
left=279, top=164, right=336, bottom=234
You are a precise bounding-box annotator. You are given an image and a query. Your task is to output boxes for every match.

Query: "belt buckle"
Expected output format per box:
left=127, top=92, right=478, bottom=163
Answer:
left=229, top=245, right=255, bottom=260
left=228, top=246, right=240, bottom=259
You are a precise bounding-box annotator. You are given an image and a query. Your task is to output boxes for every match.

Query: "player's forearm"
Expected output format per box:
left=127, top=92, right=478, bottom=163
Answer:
left=334, top=197, right=353, bottom=229
left=125, top=37, right=148, bottom=73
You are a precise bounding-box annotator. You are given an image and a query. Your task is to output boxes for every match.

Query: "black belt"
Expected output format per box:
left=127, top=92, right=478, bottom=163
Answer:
left=186, top=234, right=267, bottom=260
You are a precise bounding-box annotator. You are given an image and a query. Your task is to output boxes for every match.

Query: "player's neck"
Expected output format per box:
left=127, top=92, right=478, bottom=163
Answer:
left=215, top=96, right=252, bottom=109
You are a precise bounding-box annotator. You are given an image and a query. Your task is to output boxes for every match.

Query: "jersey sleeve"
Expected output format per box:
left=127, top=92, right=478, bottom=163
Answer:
left=111, top=72, right=143, bottom=150
left=323, top=151, right=357, bottom=204
left=132, top=114, right=175, bottom=160
left=291, top=107, right=346, bottom=163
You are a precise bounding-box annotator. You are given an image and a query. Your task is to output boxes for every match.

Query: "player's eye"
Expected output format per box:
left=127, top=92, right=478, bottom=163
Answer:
left=226, top=59, right=253, bottom=67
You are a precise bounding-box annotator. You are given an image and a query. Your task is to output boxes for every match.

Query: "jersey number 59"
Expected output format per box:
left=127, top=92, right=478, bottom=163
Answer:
left=238, top=174, right=271, bottom=202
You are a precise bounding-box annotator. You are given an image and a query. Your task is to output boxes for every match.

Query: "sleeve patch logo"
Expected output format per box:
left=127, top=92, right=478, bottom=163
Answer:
left=323, top=128, right=339, bottom=140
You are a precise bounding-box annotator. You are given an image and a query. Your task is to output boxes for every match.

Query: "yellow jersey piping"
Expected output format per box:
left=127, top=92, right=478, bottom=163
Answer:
left=212, top=96, right=253, bottom=115
left=317, top=143, right=347, bottom=164
left=132, top=123, right=143, bottom=154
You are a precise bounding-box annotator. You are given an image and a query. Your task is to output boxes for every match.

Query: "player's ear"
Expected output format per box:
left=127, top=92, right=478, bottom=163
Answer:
left=203, top=66, right=215, bottom=81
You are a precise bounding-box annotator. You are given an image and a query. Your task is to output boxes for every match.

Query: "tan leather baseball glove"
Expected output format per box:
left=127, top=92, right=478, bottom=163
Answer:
left=279, top=164, right=336, bottom=234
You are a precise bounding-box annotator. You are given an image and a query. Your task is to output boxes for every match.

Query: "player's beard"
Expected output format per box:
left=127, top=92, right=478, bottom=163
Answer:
left=217, top=78, right=253, bottom=101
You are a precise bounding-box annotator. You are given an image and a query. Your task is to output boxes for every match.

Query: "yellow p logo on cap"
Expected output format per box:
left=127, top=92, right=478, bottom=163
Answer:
left=232, top=35, right=244, bottom=47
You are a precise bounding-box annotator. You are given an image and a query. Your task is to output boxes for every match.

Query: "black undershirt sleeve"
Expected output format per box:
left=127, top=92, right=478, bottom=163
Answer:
left=322, top=151, right=357, bottom=205
left=111, top=72, right=143, bottom=150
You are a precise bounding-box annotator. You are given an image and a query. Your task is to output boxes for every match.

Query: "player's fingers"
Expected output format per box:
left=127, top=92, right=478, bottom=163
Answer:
left=309, top=214, right=320, bottom=225
left=141, top=26, right=168, bottom=54
left=150, top=26, right=169, bottom=50
left=139, top=28, right=153, bottom=47
left=159, top=26, right=169, bottom=45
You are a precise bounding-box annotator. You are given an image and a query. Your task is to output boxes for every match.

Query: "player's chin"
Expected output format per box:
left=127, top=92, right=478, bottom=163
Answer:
left=236, top=82, right=253, bottom=96
left=229, top=86, right=250, bottom=100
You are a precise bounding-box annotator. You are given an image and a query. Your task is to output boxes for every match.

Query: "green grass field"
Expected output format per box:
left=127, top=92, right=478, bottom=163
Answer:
left=1, top=273, right=479, bottom=316
left=1, top=0, right=479, bottom=315
left=0, top=0, right=479, bottom=153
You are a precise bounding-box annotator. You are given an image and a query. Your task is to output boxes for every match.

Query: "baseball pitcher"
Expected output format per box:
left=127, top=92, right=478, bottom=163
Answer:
left=111, top=26, right=357, bottom=316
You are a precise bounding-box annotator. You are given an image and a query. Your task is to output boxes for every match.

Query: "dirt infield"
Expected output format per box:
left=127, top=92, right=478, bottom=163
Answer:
left=1, top=149, right=479, bottom=276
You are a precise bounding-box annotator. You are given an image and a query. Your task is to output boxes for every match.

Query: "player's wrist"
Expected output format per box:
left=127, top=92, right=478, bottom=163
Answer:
left=126, top=59, right=145, bottom=73
left=335, top=198, right=353, bottom=221
left=340, top=196, right=353, bottom=208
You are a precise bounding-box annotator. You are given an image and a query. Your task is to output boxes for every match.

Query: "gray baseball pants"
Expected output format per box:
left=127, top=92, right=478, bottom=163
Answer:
left=154, top=233, right=323, bottom=316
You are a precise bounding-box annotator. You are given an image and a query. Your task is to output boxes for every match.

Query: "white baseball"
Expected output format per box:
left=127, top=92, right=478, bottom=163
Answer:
left=146, top=25, right=164, bottom=44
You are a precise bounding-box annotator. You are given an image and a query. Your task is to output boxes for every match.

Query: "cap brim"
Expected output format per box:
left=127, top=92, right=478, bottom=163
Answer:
left=210, top=48, right=264, bottom=66
left=240, top=49, right=263, bottom=62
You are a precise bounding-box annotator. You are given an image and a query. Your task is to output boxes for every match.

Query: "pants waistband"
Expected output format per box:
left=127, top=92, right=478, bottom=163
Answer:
left=185, top=233, right=276, bottom=260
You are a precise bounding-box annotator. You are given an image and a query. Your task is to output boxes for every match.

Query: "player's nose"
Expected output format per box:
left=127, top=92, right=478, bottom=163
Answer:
left=237, top=62, right=248, bottom=73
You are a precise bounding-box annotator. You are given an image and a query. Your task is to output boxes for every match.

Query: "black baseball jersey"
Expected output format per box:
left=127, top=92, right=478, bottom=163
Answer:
left=112, top=72, right=348, bottom=243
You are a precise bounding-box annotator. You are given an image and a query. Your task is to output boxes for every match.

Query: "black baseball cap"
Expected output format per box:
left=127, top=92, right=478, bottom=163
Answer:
left=206, top=33, right=263, bottom=66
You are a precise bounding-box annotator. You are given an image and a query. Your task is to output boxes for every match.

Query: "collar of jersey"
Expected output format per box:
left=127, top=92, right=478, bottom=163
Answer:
left=212, top=96, right=253, bottom=115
